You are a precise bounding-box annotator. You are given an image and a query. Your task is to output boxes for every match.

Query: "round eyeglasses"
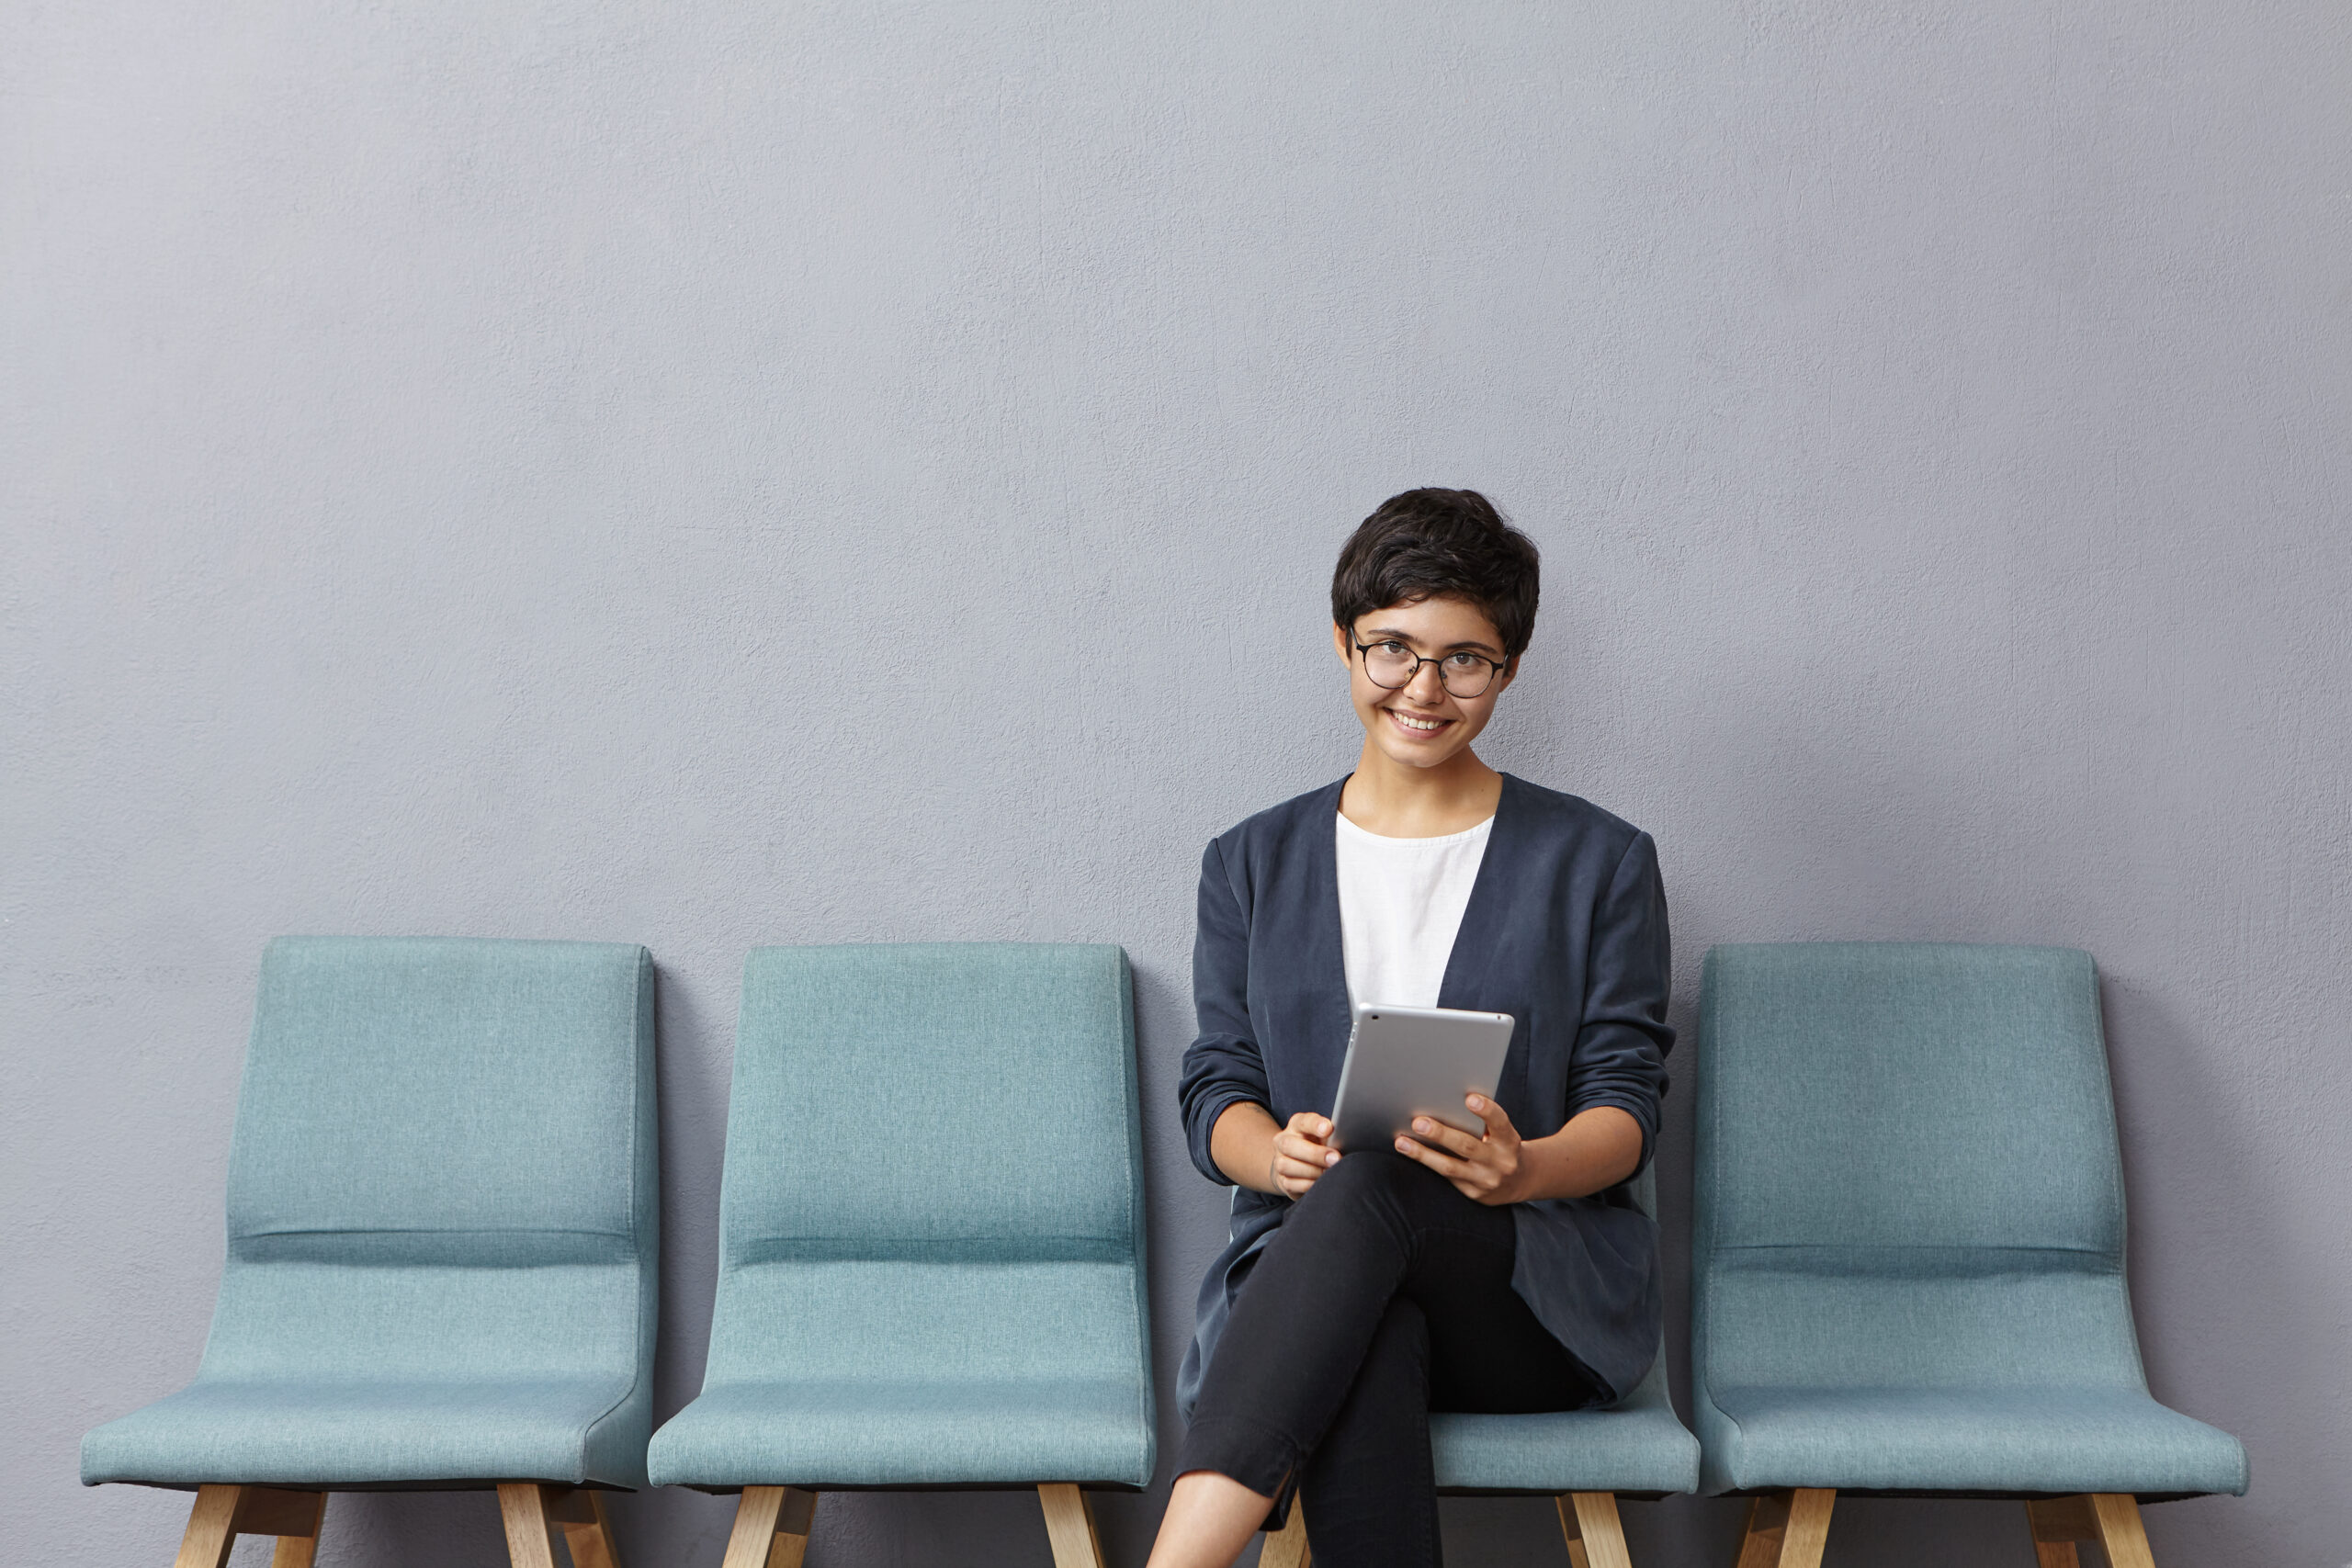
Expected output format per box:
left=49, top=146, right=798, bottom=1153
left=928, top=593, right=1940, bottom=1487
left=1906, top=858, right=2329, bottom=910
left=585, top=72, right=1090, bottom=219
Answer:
left=1350, top=636, right=1509, bottom=698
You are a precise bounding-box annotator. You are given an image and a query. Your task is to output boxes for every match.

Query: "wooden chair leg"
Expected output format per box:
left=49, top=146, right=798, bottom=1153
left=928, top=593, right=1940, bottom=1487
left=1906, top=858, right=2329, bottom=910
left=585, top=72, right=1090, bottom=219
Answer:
left=1735, top=1489, right=1834, bottom=1568
left=1555, top=1493, right=1632, bottom=1568
left=2028, top=1494, right=2155, bottom=1568
left=1038, top=1483, right=1106, bottom=1568
left=721, top=1485, right=817, bottom=1568
left=2088, top=1495, right=2156, bottom=1568
left=1260, top=1497, right=1311, bottom=1568
left=173, top=1484, right=328, bottom=1568
left=173, top=1486, right=243, bottom=1568
left=2026, top=1496, right=2091, bottom=1568
left=765, top=1487, right=817, bottom=1568
left=238, top=1490, right=327, bottom=1568
left=1559, top=1498, right=1589, bottom=1568
left=534, top=1486, right=625, bottom=1568
left=500, top=1483, right=564, bottom=1568
left=269, top=1533, right=323, bottom=1568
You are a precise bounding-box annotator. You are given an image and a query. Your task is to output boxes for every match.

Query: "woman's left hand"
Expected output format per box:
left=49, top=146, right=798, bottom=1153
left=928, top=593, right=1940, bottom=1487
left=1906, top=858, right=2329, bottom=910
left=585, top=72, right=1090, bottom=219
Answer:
left=1395, top=1093, right=1528, bottom=1205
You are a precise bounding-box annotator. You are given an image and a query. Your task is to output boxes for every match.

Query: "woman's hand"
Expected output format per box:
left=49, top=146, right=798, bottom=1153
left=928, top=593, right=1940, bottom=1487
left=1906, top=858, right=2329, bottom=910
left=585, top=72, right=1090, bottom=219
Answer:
left=1271, top=1111, right=1340, bottom=1198
left=1210, top=1102, right=1341, bottom=1198
left=1395, top=1093, right=1528, bottom=1204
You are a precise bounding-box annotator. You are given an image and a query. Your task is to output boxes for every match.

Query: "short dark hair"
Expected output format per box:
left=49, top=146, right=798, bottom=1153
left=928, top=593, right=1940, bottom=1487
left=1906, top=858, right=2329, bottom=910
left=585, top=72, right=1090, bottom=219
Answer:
left=1331, top=489, right=1541, bottom=658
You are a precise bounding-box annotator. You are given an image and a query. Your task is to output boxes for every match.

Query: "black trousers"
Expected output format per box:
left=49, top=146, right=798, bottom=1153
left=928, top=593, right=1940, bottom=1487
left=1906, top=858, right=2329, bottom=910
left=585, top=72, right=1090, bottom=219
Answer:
left=1176, top=1151, right=1605, bottom=1568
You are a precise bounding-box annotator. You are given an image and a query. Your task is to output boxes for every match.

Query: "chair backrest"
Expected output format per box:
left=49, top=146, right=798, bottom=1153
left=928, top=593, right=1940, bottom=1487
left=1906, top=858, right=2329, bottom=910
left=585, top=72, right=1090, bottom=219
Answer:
left=201, top=936, right=658, bottom=1391
left=704, top=943, right=1149, bottom=1394
left=1694, top=942, right=2149, bottom=1394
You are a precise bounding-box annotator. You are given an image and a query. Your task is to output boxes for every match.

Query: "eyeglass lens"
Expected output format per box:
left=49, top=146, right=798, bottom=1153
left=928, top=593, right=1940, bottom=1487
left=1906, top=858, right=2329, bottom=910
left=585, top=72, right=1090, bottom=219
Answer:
left=1361, top=643, right=1498, bottom=697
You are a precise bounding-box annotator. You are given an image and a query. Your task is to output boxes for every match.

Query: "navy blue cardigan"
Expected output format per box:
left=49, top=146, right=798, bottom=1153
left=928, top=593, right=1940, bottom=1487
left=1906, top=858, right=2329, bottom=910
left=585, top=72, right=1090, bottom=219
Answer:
left=1176, top=773, right=1674, bottom=1416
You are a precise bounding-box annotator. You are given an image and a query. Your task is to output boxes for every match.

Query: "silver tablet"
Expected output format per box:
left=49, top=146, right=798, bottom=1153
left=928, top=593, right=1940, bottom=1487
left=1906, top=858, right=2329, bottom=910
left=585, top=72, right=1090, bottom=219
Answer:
left=1328, top=1002, right=1515, bottom=1154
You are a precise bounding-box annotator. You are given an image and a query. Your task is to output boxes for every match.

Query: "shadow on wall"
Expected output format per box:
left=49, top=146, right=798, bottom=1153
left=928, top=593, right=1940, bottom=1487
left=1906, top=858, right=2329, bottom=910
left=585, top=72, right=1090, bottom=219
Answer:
left=311, top=1492, right=503, bottom=1568
left=647, top=964, right=733, bottom=1433
left=2098, top=982, right=2298, bottom=1562
left=1099, top=952, right=1199, bottom=1568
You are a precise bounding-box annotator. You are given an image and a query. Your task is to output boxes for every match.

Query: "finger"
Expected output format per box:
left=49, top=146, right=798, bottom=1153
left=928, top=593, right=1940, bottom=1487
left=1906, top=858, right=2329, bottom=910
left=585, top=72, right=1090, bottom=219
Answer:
left=1393, top=1134, right=1477, bottom=1182
left=1464, top=1094, right=1517, bottom=1139
left=1288, top=1125, right=1339, bottom=1162
left=1408, top=1115, right=1486, bottom=1159
left=1400, top=1134, right=1510, bottom=1196
left=1288, top=1111, right=1334, bottom=1144
left=1273, top=1156, right=1328, bottom=1196
left=1274, top=1143, right=1338, bottom=1180
left=1275, top=1131, right=1342, bottom=1168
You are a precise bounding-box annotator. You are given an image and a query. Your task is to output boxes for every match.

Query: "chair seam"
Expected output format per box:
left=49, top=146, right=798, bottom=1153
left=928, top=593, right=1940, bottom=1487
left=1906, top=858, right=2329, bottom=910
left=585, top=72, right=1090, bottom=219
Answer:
left=571, top=947, right=656, bottom=1483
left=1713, top=1242, right=2119, bottom=1265
left=577, top=947, right=658, bottom=1482
left=236, top=1225, right=635, bottom=1239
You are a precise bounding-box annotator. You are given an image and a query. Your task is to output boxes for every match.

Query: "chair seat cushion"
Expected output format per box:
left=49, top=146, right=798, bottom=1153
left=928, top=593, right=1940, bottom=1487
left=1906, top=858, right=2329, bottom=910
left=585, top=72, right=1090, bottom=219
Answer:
left=1700, top=1385, right=2249, bottom=1496
left=646, top=1378, right=1154, bottom=1489
left=1432, top=1403, right=1702, bottom=1495
left=80, top=1376, right=642, bottom=1488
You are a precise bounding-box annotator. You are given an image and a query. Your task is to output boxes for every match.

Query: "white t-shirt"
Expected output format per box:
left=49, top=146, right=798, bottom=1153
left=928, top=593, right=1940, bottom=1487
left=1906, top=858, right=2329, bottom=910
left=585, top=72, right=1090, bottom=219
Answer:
left=1334, top=809, right=1496, bottom=1010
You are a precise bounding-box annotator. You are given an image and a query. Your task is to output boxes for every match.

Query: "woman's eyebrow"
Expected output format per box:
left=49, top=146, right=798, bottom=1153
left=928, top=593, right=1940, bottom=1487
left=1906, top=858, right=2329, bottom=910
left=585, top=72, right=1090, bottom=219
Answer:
left=1358, top=625, right=1503, bottom=656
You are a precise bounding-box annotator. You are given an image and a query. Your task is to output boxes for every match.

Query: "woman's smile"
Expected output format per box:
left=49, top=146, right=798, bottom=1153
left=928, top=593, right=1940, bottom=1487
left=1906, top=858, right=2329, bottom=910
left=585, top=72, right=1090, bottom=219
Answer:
left=1384, top=705, right=1455, bottom=738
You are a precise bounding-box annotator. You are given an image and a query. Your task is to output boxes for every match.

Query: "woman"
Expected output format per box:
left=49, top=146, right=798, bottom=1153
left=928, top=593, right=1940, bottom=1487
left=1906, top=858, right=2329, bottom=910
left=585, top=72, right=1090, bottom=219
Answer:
left=1148, top=490, right=1674, bottom=1568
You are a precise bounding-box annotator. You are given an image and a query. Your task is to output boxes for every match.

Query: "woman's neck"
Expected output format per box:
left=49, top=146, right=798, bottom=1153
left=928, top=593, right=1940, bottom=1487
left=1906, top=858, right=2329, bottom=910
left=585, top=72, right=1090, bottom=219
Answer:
left=1339, top=746, right=1503, bottom=839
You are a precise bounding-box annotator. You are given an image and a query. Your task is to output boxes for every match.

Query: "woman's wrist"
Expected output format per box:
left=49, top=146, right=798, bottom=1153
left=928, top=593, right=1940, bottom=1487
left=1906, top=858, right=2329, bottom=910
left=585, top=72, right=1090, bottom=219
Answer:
left=1513, top=1110, right=1643, bottom=1201
left=1210, top=1100, right=1283, bottom=1192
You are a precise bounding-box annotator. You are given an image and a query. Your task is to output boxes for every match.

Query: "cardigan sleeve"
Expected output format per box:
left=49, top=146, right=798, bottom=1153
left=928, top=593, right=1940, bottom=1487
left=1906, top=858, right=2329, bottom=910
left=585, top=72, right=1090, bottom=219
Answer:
left=1568, top=829, right=1675, bottom=1174
left=1177, top=835, right=1269, bottom=1186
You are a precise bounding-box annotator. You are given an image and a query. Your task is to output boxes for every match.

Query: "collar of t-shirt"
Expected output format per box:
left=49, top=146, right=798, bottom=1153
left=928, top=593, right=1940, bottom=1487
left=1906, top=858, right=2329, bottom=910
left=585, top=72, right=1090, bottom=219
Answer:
left=1333, top=809, right=1497, bottom=1010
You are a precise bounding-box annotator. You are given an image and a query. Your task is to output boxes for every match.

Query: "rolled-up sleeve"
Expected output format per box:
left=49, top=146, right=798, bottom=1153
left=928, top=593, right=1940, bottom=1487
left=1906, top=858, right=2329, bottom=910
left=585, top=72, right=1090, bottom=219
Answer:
left=1177, top=837, right=1268, bottom=1185
left=1568, top=830, right=1674, bottom=1174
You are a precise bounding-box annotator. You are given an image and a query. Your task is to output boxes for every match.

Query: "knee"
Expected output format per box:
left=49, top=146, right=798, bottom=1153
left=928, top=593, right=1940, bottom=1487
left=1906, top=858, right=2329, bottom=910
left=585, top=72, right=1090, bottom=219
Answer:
left=1296, top=1146, right=1422, bottom=1213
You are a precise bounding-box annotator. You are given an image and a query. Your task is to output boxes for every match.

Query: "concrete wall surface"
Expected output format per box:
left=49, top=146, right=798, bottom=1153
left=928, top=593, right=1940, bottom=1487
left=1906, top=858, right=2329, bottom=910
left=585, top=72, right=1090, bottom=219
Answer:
left=6, top=2, right=2346, bottom=1563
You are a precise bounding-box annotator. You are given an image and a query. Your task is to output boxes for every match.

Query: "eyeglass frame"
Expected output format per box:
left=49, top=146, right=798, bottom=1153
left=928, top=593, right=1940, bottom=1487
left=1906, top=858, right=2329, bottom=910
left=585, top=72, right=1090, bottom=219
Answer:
left=1345, top=629, right=1513, bottom=699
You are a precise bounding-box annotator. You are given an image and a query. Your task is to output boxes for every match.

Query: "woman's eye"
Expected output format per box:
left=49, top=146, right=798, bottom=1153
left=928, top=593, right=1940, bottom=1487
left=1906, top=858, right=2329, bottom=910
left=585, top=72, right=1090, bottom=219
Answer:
left=1442, top=652, right=1486, bottom=671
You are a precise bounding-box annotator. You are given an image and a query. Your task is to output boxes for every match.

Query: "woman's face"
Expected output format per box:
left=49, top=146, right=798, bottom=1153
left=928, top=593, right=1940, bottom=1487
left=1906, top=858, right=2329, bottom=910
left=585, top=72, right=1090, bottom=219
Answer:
left=1331, top=595, right=1517, bottom=773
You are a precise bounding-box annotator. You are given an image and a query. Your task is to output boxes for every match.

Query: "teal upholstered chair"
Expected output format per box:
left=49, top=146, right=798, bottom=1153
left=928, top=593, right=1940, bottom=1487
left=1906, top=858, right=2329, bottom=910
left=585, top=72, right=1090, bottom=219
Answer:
left=646, top=943, right=1153, bottom=1568
left=82, top=936, right=659, bottom=1568
left=1259, top=1167, right=1699, bottom=1568
left=1692, top=943, right=2245, bottom=1568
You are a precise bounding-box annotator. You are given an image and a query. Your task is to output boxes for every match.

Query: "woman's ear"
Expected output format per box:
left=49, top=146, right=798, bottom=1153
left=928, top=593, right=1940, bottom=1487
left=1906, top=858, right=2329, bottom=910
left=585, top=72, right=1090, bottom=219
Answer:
left=1332, top=622, right=1355, bottom=668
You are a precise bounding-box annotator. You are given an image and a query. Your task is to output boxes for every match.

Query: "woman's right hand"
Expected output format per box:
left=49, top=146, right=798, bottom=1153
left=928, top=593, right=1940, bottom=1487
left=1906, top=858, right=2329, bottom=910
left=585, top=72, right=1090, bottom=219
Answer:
left=1270, top=1111, right=1340, bottom=1198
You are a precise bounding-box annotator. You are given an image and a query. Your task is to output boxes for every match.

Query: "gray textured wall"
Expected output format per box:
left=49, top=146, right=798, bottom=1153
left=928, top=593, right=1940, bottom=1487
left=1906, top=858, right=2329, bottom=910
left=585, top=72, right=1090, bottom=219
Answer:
left=6, top=2, right=2346, bottom=1564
